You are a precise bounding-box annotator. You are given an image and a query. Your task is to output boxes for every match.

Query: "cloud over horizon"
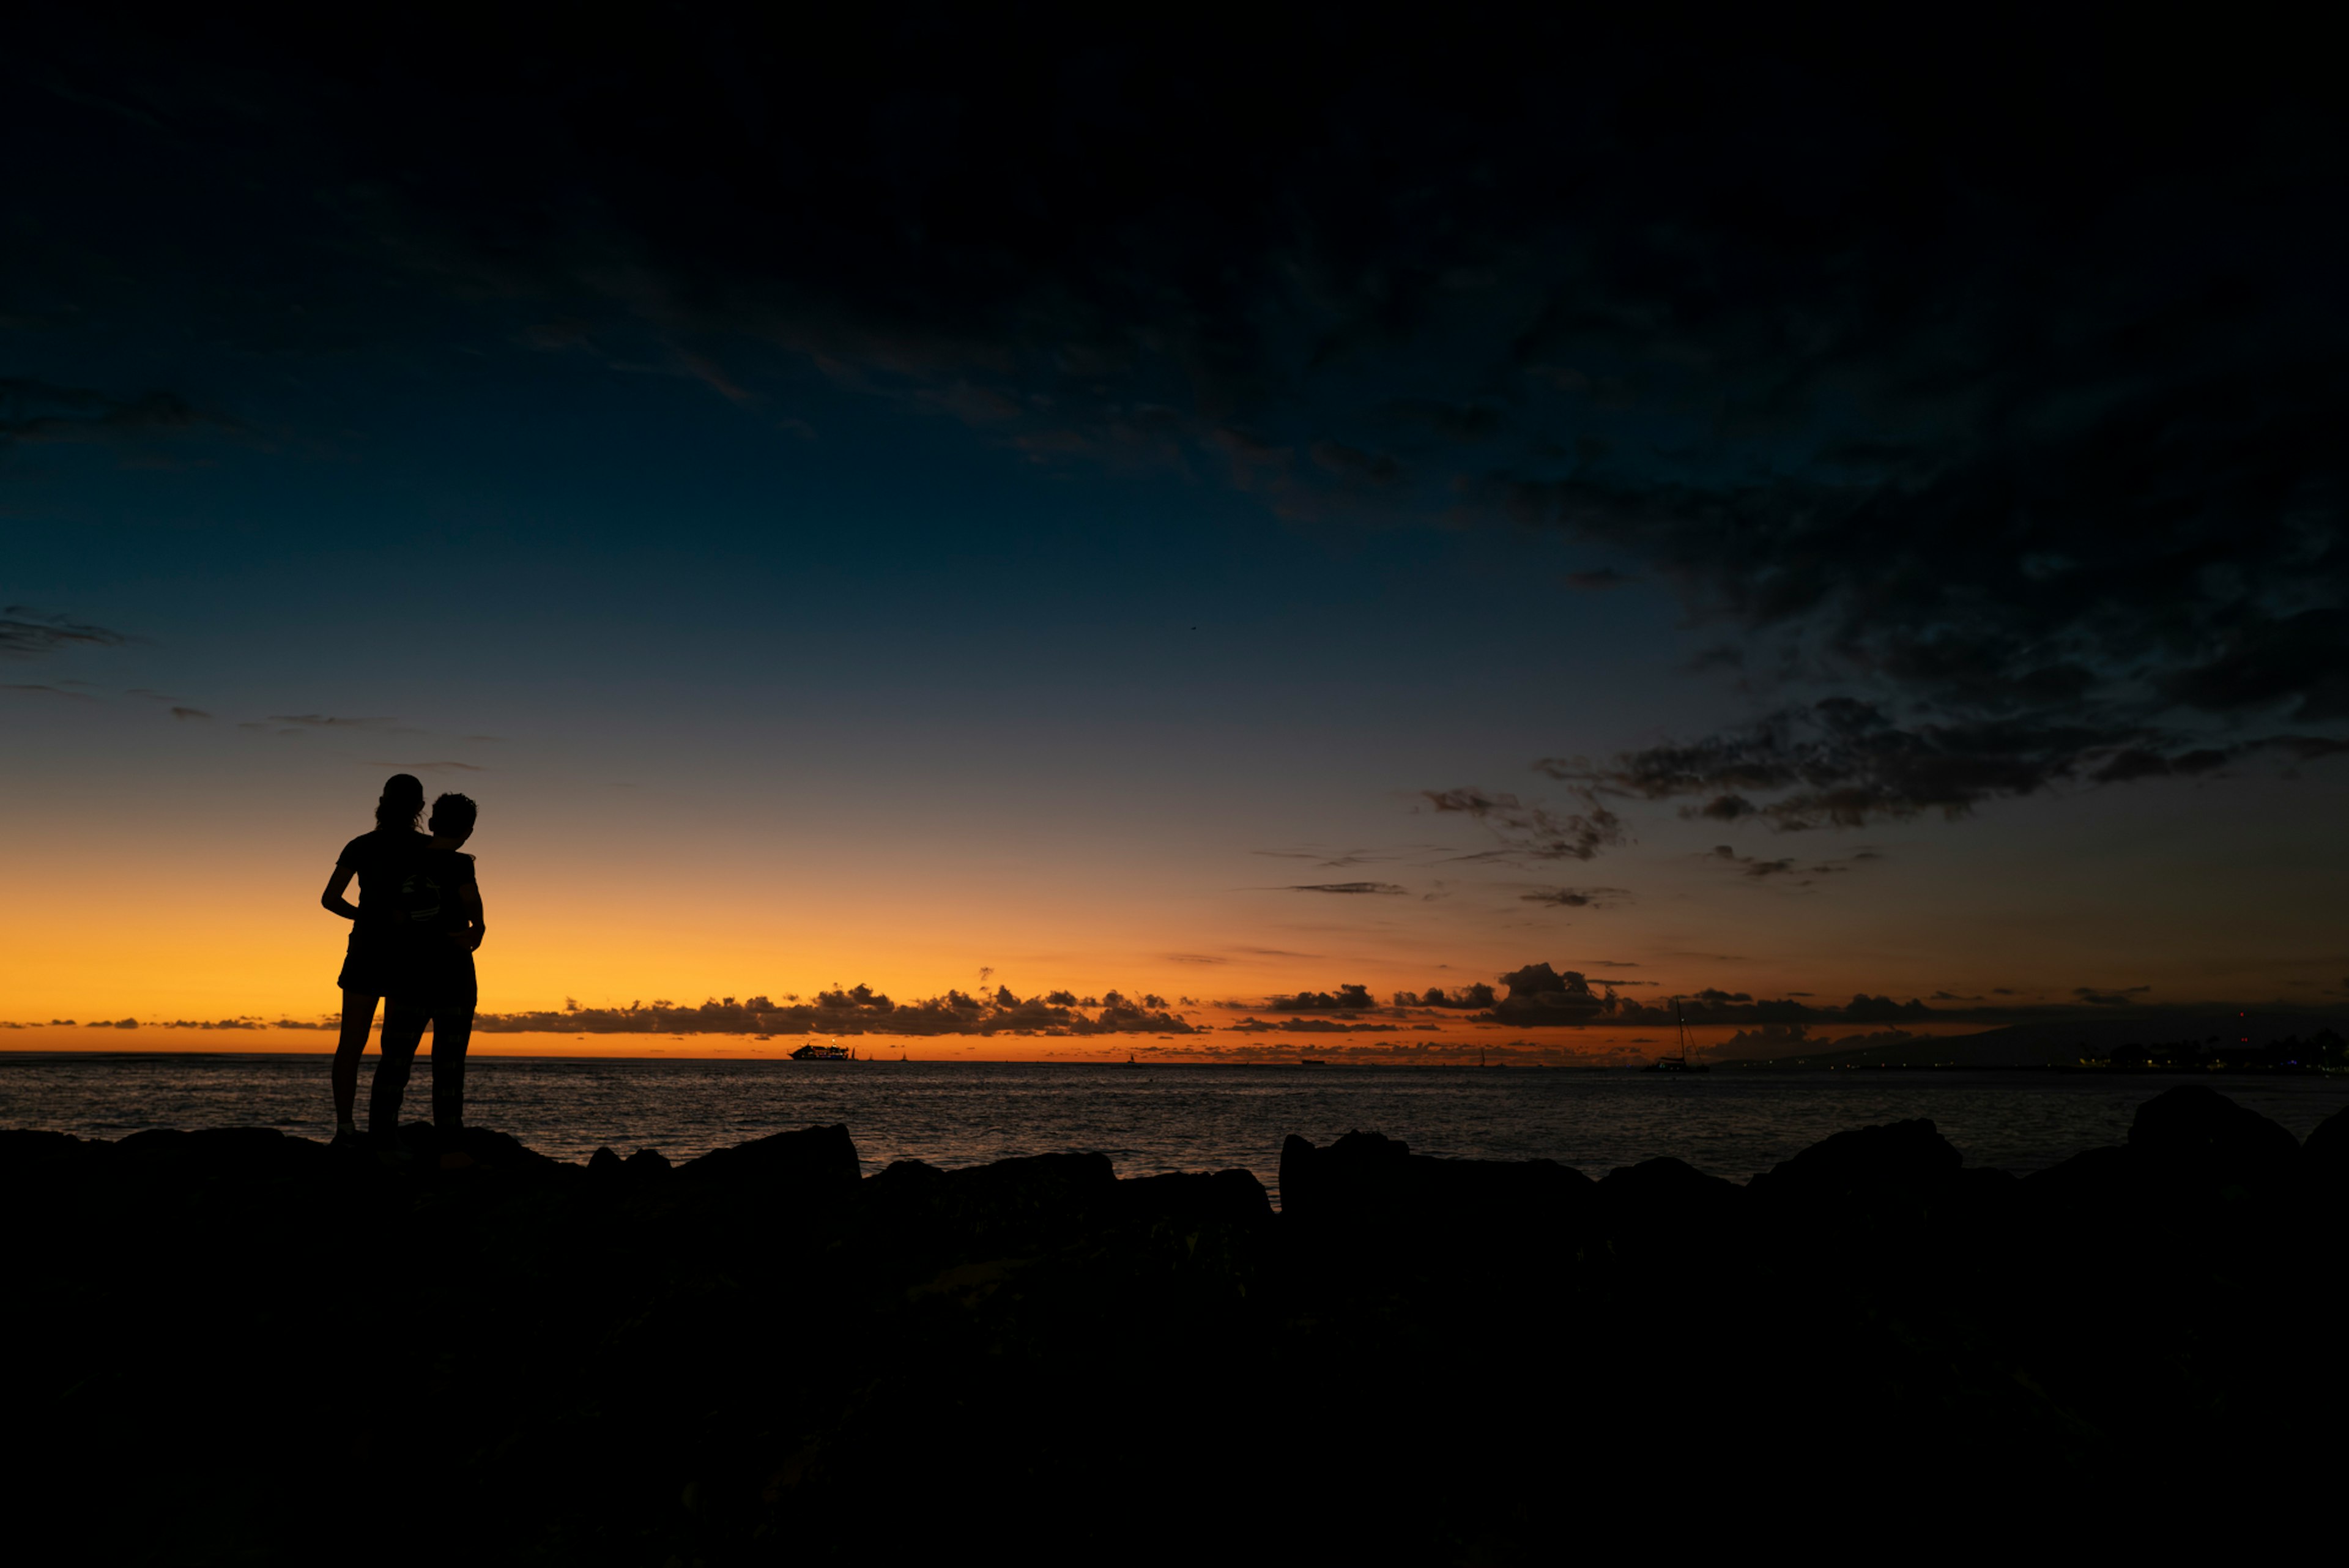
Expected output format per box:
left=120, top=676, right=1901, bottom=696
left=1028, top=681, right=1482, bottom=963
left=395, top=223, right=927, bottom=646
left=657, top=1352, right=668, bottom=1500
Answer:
left=473, top=984, right=1194, bottom=1039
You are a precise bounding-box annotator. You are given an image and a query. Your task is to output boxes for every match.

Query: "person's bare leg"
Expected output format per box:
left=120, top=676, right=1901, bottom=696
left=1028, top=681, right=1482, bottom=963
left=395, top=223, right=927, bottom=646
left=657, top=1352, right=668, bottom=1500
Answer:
left=332, top=990, right=377, bottom=1135
left=371, top=1007, right=428, bottom=1146
left=432, top=1006, right=475, bottom=1169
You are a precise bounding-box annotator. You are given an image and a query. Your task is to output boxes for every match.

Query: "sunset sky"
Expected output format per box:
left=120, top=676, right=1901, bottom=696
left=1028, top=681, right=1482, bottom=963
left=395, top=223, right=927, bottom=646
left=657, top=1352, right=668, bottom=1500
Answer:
left=6, top=10, right=2344, bottom=1059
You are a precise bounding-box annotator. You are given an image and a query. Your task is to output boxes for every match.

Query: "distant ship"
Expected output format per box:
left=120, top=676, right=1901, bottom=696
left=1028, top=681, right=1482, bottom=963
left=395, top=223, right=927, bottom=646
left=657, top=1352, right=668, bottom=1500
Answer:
left=790, top=1042, right=853, bottom=1061
left=1645, top=1001, right=1710, bottom=1074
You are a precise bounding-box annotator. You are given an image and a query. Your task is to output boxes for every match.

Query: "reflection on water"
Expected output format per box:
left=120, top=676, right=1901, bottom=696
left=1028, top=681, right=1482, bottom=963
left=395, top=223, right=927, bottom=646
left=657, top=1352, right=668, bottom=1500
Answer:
left=7, top=1053, right=2348, bottom=1201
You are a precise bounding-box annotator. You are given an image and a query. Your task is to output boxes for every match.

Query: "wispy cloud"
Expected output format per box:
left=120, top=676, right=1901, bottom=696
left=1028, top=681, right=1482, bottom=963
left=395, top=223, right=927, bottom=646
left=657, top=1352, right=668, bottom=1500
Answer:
left=0, top=380, right=237, bottom=451
left=1520, top=886, right=1633, bottom=909
left=1704, top=844, right=1883, bottom=885
left=1420, top=787, right=1625, bottom=863
left=0, top=608, right=130, bottom=658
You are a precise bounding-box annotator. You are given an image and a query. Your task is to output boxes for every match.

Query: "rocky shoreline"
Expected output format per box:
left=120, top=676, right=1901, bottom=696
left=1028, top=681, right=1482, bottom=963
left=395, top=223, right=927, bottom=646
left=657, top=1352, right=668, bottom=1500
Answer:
left=8, top=1083, right=2345, bottom=1562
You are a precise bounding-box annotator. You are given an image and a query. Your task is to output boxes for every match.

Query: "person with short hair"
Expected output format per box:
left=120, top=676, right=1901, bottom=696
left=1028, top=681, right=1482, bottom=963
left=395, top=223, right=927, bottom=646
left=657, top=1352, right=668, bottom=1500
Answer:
left=319, top=775, right=430, bottom=1142
left=374, top=792, right=485, bottom=1166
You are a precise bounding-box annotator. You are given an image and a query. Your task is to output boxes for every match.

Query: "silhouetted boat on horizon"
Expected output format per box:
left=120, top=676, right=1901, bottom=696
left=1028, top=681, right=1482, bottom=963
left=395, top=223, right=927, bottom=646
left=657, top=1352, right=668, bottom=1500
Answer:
left=1646, top=1001, right=1710, bottom=1074
left=790, top=1042, right=853, bottom=1061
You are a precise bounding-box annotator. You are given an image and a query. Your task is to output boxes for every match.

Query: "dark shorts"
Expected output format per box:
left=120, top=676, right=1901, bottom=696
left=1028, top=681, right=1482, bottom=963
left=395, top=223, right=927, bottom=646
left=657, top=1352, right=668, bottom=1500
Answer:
left=388, top=948, right=478, bottom=1016
left=336, top=930, right=404, bottom=998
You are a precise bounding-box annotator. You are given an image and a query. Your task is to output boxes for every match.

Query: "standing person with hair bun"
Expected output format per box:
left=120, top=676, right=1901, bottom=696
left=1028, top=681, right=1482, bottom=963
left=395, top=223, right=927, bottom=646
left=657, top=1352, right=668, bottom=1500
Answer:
left=319, top=774, right=430, bottom=1142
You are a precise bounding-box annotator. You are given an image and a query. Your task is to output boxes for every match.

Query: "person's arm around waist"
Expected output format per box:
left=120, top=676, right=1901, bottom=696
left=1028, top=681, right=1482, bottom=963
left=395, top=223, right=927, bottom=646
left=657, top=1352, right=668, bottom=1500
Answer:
left=456, top=877, right=485, bottom=951
left=322, top=865, right=360, bottom=921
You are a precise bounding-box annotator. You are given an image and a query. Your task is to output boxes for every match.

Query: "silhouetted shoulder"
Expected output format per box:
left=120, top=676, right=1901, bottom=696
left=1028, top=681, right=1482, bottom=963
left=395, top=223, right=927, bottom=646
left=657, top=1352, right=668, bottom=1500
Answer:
left=338, top=828, right=426, bottom=868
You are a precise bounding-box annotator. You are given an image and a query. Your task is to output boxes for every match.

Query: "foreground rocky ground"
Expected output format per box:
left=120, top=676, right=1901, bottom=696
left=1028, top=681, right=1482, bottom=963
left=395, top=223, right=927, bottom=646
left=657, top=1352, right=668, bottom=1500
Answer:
left=7, top=1085, right=2347, bottom=1564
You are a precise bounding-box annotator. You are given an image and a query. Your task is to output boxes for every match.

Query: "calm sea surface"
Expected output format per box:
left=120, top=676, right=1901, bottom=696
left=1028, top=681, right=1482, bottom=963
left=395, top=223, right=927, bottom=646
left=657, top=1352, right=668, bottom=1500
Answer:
left=6, top=1053, right=2347, bottom=1202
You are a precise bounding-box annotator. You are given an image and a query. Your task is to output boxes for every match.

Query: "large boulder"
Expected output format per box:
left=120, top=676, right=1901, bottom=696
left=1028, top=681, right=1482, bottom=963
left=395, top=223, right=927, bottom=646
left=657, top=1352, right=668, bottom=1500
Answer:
left=862, top=1152, right=1119, bottom=1255
left=1601, top=1156, right=1739, bottom=1214
left=1119, top=1168, right=1272, bottom=1228
left=1280, top=1129, right=1406, bottom=1219
left=935, top=1151, right=1117, bottom=1235
left=587, top=1145, right=672, bottom=1183
left=2126, top=1086, right=2299, bottom=1189
left=2021, top=1143, right=2141, bottom=1206
left=1279, top=1130, right=1593, bottom=1229
left=681, top=1123, right=861, bottom=1192
left=2304, top=1104, right=2349, bottom=1181
left=1750, top=1118, right=1962, bottom=1204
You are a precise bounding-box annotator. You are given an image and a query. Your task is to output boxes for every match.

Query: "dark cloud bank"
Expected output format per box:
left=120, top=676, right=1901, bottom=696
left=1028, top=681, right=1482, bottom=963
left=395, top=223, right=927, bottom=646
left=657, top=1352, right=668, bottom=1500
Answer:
left=10, top=9, right=2343, bottom=844
left=471, top=986, right=1192, bottom=1038
left=35, top=968, right=2333, bottom=1044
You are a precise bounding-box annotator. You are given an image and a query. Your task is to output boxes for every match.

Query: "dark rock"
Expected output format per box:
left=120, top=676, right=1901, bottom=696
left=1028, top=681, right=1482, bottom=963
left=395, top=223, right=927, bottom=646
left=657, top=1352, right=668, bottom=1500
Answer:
left=1603, top=1155, right=1738, bottom=1207
left=113, top=1125, right=325, bottom=1176
left=1279, top=1129, right=1406, bottom=1221
left=625, top=1147, right=671, bottom=1176
left=2305, top=1104, right=2349, bottom=1180
left=2022, top=1144, right=2141, bottom=1206
left=1597, top=1159, right=1740, bottom=1257
left=1418, top=1156, right=1595, bottom=1219
left=2128, top=1085, right=2300, bottom=1188
left=860, top=1153, right=1118, bottom=1247
left=4, top=1107, right=2338, bottom=1561
left=868, top=1156, right=948, bottom=1194
left=936, top=1151, right=1116, bottom=1228
left=1955, top=1165, right=2021, bottom=1202
left=448, top=1126, right=567, bottom=1175
left=1119, top=1167, right=1272, bottom=1228
left=1750, top=1118, right=1962, bottom=1204
left=680, top=1123, right=861, bottom=1191
left=1282, top=1131, right=1594, bottom=1233
left=0, top=1128, right=97, bottom=1170
left=1277, top=1133, right=1314, bottom=1213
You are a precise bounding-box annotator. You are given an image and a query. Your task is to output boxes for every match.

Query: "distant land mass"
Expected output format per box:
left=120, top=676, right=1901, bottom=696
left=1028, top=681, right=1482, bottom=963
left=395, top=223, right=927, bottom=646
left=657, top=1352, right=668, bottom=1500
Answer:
left=1737, top=1011, right=2348, bottom=1069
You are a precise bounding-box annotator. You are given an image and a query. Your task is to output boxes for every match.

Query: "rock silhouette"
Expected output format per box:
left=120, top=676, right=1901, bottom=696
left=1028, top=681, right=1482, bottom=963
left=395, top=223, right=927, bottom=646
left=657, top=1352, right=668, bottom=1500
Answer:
left=4, top=1090, right=2343, bottom=1561
left=2306, top=1101, right=2349, bottom=1181
left=2127, top=1082, right=2303, bottom=1188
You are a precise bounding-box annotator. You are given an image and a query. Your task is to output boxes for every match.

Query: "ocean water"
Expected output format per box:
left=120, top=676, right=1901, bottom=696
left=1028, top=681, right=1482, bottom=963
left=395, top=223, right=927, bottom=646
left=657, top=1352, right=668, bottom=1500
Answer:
left=9, top=1053, right=2348, bottom=1200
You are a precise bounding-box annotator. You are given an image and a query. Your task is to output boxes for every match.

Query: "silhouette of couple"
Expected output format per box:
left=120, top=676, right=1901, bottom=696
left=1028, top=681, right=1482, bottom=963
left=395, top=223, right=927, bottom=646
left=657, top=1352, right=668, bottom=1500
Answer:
left=321, top=773, right=485, bottom=1166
